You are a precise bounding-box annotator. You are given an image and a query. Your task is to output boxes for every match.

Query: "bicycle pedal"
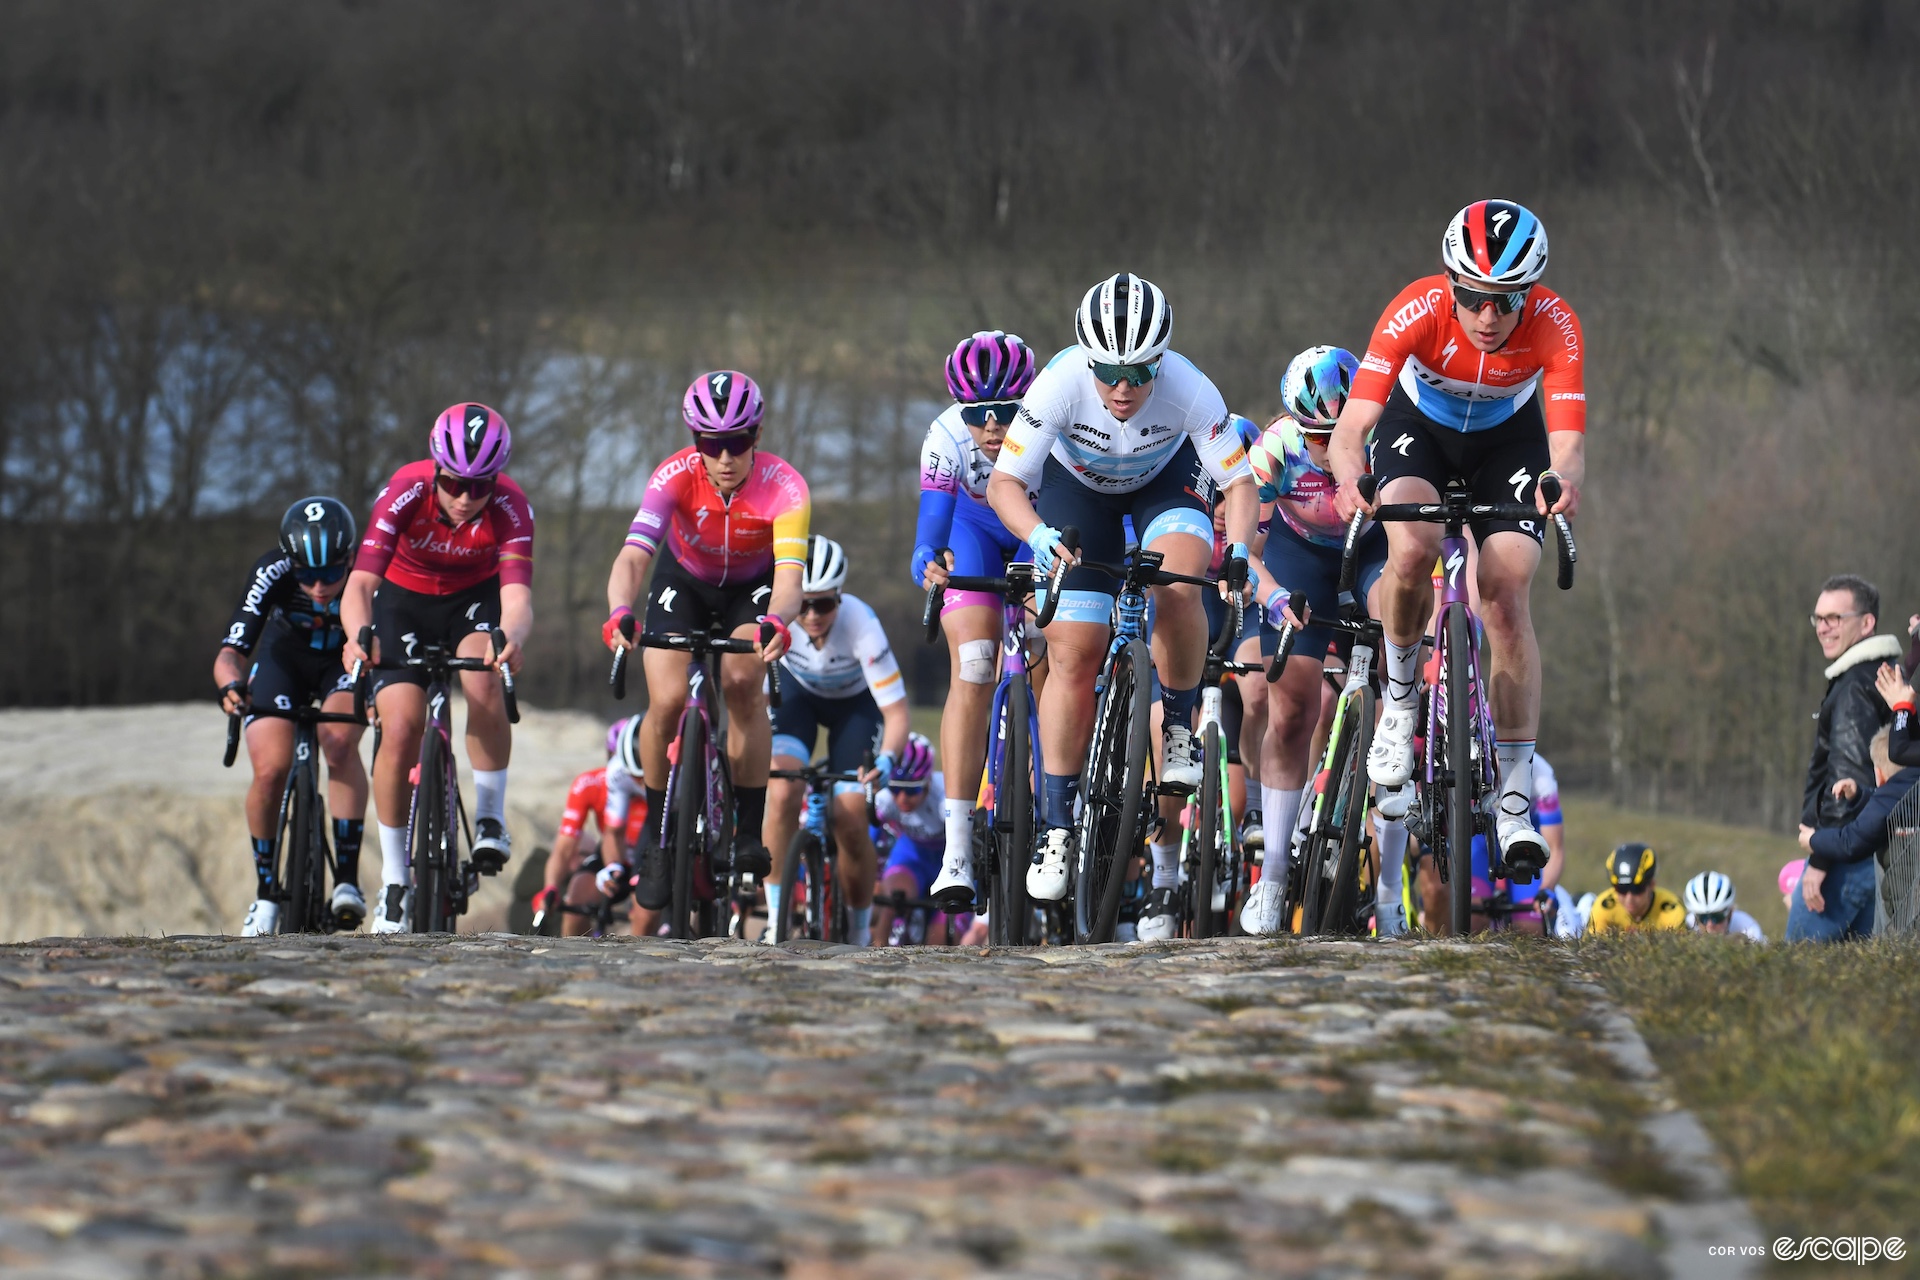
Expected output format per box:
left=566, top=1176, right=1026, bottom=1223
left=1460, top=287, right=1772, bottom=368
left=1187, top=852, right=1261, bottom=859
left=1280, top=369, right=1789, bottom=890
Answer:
left=1155, top=782, right=1196, bottom=798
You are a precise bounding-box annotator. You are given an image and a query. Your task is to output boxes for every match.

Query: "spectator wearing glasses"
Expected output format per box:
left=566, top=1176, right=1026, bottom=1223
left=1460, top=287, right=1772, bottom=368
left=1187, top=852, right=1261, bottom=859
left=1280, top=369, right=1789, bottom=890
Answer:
left=1801, top=575, right=1898, bottom=843
left=1792, top=724, right=1918, bottom=941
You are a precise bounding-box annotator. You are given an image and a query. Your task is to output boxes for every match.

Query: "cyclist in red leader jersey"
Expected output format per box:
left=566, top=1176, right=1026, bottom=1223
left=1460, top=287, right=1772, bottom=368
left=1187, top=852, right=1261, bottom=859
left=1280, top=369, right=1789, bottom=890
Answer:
left=603, top=371, right=809, bottom=912
left=537, top=750, right=651, bottom=936
left=340, top=403, right=534, bottom=934
left=1330, top=199, right=1583, bottom=881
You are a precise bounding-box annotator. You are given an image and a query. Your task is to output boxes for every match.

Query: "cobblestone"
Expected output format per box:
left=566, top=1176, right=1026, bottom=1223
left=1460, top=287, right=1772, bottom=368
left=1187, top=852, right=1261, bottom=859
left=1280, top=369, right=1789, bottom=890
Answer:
left=0, top=934, right=1725, bottom=1277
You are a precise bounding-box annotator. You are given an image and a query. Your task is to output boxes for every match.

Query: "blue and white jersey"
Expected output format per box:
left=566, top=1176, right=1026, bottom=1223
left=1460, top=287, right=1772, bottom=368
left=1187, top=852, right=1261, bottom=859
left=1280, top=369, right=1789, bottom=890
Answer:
left=995, top=348, right=1250, bottom=495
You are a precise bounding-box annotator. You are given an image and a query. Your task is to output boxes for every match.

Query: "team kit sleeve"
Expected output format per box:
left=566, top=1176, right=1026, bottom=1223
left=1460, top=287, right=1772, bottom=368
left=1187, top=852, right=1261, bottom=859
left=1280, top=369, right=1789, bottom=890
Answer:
left=557, top=771, right=598, bottom=839
left=912, top=424, right=962, bottom=583
left=352, top=466, right=424, bottom=578
left=994, top=364, right=1067, bottom=488
left=767, top=459, right=812, bottom=572
left=1185, top=376, right=1251, bottom=488
left=221, top=551, right=294, bottom=655
left=625, top=454, right=689, bottom=557
left=491, top=478, right=536, bottom=587
left=849, top=600, right=907, bottom=708
left=1349, top=278, right=1441, bottom=407
left=1531, top=290, right=1587, bottom=434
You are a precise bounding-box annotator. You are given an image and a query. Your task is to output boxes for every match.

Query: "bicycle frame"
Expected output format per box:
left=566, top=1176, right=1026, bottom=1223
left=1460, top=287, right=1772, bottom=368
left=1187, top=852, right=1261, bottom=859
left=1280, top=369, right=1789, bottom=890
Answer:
left=1426, top=519, right=1499, bottom=871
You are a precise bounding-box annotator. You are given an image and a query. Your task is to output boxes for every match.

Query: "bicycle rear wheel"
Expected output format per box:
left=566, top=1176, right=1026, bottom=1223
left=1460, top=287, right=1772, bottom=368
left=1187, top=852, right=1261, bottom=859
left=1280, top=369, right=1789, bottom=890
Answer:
left=1074, top=638, right=1152, bottom=945
left=1192, top=723, right=1226, bottom=939
left=776, top=829, right=826, bottom=941
left=666, top=709, right=705, bottom=939
left=1445, top=605, right=1475, bottom=936
left=994, top=678, right=1033, bottom=946
left=409, top=729, right=452, bottom=933
left=1323, top=686, right=1376, bottom=936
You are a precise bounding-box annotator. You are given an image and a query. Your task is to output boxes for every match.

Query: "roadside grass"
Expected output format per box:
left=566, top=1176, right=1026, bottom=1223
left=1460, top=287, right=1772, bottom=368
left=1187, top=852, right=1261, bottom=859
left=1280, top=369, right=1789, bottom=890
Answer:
left=1559, top=795, right=1802, bottom=939
left=1579, top=932, right=1920, bottom=1249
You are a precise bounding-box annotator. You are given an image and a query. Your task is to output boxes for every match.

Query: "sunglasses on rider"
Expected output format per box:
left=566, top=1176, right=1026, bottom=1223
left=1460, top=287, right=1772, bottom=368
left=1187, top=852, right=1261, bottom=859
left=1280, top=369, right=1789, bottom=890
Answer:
left=294, top=564, right=349, bottom=586
left=694, top=430, right=759, bottom=458
left=1449, top=278, right=1531, bottom=316
left=797, top=595, right=840, bottom=617
left=959, top=401, right=1022, bottom=428
left=1089, top=359, right=1160, bottom=388
left=435, top=472, right=495, bottom=500
left=1695, top=909, right=1732, bottom=925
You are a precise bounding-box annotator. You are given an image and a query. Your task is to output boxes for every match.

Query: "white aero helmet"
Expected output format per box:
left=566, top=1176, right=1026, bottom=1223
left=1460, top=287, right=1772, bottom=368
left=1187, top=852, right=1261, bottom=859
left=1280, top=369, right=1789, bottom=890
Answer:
left=802, top=535, right=849, bottom=594
left=1441, top=199, right=1550, bottom=288
left=615, top=715, right=643, bottom=780
left=1075, top=272, right=1173, bottom=366
left=1682, top=870, right=1737, bottom=917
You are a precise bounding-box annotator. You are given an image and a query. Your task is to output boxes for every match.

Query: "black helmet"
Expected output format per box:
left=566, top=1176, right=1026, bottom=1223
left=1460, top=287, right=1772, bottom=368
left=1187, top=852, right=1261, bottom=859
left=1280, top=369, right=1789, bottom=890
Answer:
left=279, top=496, right=358, bottom=570
left=1606, top=842, right=1657, bottom=890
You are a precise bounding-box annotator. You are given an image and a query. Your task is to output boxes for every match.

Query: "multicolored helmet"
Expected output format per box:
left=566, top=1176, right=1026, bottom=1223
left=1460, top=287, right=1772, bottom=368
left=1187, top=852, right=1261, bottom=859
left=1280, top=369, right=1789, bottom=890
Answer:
left=945, top=331, right=1038, bottom=403
left=605, top=716, right=633, bottom=759
left=430, top=403, right=513, bottom=479
left=682, top=371, right=765, bottom=434
left=1280, top=346, right=1360, bottom=430
left=1441, top=199, right=1549, bottom=288
left=892, top=733, right=935, bottom=790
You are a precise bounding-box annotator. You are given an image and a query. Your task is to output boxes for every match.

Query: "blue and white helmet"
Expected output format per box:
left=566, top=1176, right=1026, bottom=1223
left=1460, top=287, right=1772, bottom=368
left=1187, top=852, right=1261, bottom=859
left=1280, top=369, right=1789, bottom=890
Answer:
left=1683, top=871, right=1737, bottom=917
left=1279, top=346, right=1360, bottom=430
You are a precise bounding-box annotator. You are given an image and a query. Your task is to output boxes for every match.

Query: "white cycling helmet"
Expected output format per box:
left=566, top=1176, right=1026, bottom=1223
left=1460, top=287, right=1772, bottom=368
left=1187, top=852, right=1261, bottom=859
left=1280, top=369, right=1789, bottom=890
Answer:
left=1682, top=870, right=1736, bottom=917
left=615, top=715, right=643, bottom=780
left=1075, top=272, right=1173, bottom=366
left=802, top=535, right=849, bottom=594
left=1441, top=199, right=1549, bottom=288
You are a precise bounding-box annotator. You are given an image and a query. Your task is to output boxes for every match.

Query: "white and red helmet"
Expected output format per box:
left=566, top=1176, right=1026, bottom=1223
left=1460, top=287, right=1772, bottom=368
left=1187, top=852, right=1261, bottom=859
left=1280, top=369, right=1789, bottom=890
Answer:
left=1441, top=199, right=1549, bottom=288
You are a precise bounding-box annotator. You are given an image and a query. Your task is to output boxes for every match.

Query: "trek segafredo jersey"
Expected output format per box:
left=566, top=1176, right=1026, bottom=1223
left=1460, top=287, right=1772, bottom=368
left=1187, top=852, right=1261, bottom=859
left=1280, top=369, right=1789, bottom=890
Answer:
left=995, top=348, right=1251, bottom=495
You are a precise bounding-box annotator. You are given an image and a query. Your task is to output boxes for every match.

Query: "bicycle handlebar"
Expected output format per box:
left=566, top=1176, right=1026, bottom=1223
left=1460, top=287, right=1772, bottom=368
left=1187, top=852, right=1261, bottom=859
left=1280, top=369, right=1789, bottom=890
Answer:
left=1355, top=472, right=1576, bottom=591
left=1266, top=590, right=1307, bottom=681
left=221, top=702, right=369, bottom=768
left=608, top=621, right=782, bottom=705
left=921, top=526, right=1077, bottom=640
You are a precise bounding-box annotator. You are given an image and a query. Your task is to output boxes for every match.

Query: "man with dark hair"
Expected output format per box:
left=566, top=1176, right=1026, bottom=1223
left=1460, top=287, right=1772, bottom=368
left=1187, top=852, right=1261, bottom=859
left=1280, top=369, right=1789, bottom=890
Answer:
left=1800, top=574, right=1899, bottom=842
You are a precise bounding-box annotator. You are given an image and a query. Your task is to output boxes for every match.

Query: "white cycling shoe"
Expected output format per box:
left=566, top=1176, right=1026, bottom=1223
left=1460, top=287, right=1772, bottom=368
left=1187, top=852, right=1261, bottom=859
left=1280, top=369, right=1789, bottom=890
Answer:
left=330, top=883, right=367, bottom=930
left=1375, top=780, right=1415, bottom=821
left=929, top=847, right=977, bottom=910
left=372, top=883, right=411, bottom=935
left=1497, top=807, right=1550, bottom=884
left=1239, top=879, right=1286, bottom=935
left=1367, top=705, right=1418, bottom=788
left=1162, top=723, right=1202, bottom=789
left=1136, top=886, right=1178, bottom=941
left=241, top=899, right=280, bottom=938
left=1375, top=896, right=1410, bottom=938
left=1027, top=828, right=1072, bottom=902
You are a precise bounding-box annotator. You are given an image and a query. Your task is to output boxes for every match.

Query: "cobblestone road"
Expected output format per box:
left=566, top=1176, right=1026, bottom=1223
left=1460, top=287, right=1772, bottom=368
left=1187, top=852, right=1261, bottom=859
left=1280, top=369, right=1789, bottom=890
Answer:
left=1, top=934, right=1744, bottom=1278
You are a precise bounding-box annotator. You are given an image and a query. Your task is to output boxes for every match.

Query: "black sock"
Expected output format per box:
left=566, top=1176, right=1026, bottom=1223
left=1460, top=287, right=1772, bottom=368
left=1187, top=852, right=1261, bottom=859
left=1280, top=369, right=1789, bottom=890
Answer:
left=333, top=818, right=364, bottom=884
left=645, top=787, right=667, bottom=841
left=251, top=837, right=278, bottom=897
left=736, top=786, right=767, bottom=846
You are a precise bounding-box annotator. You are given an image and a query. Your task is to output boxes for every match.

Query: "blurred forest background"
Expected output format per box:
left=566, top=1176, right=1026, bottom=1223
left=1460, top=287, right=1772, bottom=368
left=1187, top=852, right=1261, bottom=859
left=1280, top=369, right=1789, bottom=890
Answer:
left=0, top=0, right=1915, bottom=829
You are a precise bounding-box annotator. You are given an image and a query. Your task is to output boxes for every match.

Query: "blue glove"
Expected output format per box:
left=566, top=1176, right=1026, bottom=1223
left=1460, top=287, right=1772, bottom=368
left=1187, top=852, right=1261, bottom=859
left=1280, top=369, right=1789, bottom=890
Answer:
left=872, top=752, right=895, bottom=784
left=911, top=544, right=939, bottom=589
left=1027, top=523, right=1064, bottom=575
left=1263, top=586, right=1299, bottom=631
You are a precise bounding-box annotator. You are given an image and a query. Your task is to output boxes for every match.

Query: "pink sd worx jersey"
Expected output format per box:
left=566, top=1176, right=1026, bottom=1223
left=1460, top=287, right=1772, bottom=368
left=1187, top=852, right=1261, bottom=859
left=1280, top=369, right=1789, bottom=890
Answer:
left=625, top=447, right=811, bottom=587
left=355, top=459, right=535, bottom=596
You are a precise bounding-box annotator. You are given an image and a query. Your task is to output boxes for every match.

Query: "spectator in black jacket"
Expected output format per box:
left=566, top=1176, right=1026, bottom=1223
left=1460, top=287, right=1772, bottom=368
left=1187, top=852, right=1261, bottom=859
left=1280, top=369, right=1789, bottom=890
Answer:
left=1792, top=728, right=1916, bottom=940
left=1801, top=575, right=1899, bottom=833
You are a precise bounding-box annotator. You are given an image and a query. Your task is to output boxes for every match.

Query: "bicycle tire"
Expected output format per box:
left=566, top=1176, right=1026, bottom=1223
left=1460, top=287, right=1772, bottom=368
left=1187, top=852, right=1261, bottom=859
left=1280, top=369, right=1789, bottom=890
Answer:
left=828, top=843, right=849, bottom=944
left=1445, top=605, right=1475, bottom=936
left=1300, top=702, right=1356, bottom=935
left=667, top=708, right=705, bottom=939
left=996, top=677, right=1033, bottom=946
left=282, top=759, right=318, bottom=934
left=409, top=729, right=450, bottom=933
left=1192, top=724, right=1225, bottom=939
left=1324, top=686, right=1376, bottom=936
left=1074, top=637, right=1152, bottom=945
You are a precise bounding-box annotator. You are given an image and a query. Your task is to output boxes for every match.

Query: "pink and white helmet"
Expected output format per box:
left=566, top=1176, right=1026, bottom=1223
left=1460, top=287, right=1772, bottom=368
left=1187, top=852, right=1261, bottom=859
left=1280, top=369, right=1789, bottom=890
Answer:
left=682, top=371, right=765, bottom=434
left=430, top=403, right=512, bottom=478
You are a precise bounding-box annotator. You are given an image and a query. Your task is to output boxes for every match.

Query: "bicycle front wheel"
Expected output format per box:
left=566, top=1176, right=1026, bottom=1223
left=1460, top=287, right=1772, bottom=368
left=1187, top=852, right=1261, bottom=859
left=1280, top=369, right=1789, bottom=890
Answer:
left=1445, top=605, right=1475, bottom=936
left=1192, top=723, right=1226, bottom=939
left=282, top=758, right=322, bottom=933
left=995, top=677, right=1034, bottom=946
left=667, top=710, right=705, bottom=939
left=1323, top=686, right=1376, bottom=936
left=1075, top=638, right=1152, bottom=945
left=409, top=729, right=451, bottom=933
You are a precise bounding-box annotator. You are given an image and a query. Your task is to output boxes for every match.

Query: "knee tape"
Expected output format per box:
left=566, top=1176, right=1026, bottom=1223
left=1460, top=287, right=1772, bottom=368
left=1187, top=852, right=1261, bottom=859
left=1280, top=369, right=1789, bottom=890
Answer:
left=957, top=639, right=998, bottom=685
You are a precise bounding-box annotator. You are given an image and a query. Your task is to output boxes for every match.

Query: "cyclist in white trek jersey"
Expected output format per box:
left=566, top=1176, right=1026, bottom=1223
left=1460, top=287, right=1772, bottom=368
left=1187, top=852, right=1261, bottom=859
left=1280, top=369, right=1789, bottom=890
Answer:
left=764, top=536, right=910, bottom=947
left=987, top=273, right=1270, bottom=942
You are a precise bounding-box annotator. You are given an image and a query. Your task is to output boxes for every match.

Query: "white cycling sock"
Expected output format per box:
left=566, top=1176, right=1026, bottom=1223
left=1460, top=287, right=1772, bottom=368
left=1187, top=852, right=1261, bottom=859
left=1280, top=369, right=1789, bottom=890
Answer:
left=764, top=883, right=783, bottom=925
left=378, top=823, right=409, bottom=886
left=849, top=905, right=873, bottom=948
left=1263, top=786, right=1304, bottom=865
left=1384, top=639, right=1423, bottom=710
left=1495, top=740, right=1536, bottom=819
left=1150, top=842, right=1179, bottom=890
left=942, top=797, right=973, bottom=861
left=473, top=768, right=508, bottom=825
left=1374, top=812, right=1409, bottom=937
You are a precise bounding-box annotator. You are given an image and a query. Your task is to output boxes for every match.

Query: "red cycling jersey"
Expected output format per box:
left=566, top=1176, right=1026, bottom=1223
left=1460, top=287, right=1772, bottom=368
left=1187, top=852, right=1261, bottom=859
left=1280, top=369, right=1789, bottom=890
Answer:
left=1351, top=275, right=1586, bottom=435
left=625, top=447, right=810, bottom=587
left=355, top=459, right=536, bottom=595
left=556, top=767, right=647, bottom=845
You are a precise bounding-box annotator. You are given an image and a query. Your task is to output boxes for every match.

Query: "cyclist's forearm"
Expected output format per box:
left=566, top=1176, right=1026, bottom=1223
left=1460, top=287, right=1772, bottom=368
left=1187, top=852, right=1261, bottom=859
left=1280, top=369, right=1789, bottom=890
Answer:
left=987, top=472, right=1042, bottom=541
left=1546, top=429, right=1585, bottom=488
left=606, top=545, right=653, bottom=616
left=1328, top=399, right=1383, bottom=484
left=340, top=571, right=380, bottom=641
left=213, top=646, right=248, bottom=691
left=878, top=699, right=911, bottom=759
left=499, top=583, right=534, bottom=647
left=766, top=564, right=803, bottom=624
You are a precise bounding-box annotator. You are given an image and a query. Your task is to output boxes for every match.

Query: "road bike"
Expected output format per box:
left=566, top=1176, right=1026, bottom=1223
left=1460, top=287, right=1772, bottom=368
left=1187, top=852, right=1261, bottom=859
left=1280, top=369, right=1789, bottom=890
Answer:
left=608, top=619, right=780, bottom=939
left=530, top=849, right=632, bottom=938
left=919, top=549, right=1069, bottom=945
left=1354, top=474, right=1575, bottom=936
left=222, top=691, right=369, bottom=935
left=1183, top=604, right=1260, bottom=938
left=1070, top=542, right=1226, bottom=945
left=355, top=625, right=520, bottom=934
left=765, top=759, right=876, bottom=943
